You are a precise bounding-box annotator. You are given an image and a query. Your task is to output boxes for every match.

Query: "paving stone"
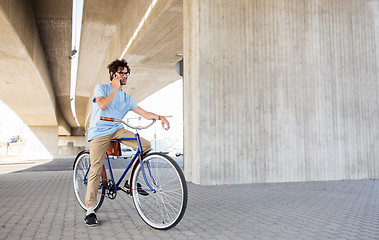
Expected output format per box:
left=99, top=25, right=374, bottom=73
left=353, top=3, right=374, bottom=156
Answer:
left=0, top=171, right=378, bottom=239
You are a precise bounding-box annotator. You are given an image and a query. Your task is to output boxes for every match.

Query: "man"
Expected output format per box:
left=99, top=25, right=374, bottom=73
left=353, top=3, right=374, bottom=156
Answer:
left=85, top=59, right=170, bottom=226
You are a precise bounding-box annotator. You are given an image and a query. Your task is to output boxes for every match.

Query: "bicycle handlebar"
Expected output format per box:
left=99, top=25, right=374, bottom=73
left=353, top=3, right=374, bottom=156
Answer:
left=100, top=116, right=156, bottom=130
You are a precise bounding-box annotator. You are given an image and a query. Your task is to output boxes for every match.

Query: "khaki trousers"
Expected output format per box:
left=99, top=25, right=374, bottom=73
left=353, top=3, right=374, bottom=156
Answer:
left=85, top=128, right=151, bottom=208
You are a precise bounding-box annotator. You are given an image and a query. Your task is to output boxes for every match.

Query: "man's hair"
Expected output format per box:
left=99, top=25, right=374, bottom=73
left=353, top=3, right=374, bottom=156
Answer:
left=107, top=59, right=131, bottom=80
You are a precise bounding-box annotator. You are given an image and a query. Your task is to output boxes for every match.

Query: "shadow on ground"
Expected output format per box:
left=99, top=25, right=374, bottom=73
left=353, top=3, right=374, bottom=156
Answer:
left=14, top=155, right=183, bottom=173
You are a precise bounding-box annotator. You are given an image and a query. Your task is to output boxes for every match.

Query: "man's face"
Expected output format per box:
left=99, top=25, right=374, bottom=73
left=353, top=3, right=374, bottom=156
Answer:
left=116, top=67, right=129, bottom=85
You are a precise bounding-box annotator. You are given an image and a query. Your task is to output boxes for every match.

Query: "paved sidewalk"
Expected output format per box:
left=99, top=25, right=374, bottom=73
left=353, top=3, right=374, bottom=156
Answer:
left=0, top=170, right=378, bottom=239
left=0, top=156, right=76, bottom=174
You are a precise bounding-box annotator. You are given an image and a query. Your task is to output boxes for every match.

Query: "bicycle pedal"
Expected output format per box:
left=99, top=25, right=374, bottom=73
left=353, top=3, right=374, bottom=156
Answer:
left=124, top=180, right=149, bottom=196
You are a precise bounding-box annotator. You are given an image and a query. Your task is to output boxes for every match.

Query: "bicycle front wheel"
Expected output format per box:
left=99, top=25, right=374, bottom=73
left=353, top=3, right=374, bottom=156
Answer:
left=73, top=151, right=105, bottom=211
left=131, top=153, right=188, bottom=230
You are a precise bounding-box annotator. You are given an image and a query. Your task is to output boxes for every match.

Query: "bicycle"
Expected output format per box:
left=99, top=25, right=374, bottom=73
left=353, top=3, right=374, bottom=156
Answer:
left=73, top=117, right=188, bottom=230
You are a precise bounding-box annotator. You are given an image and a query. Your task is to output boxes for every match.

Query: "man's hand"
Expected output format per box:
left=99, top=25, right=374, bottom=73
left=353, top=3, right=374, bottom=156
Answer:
left=96, top=72, right=120, bottom=110
left=111, top=73, right=121, bottom=90
left=160, top=116, right=170, bottom=131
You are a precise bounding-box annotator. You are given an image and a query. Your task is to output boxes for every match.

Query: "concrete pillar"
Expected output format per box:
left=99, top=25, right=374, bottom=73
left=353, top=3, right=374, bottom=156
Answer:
left=20, top=126, right=58, bottom=160
left=184, top=0, right=379, bottom=184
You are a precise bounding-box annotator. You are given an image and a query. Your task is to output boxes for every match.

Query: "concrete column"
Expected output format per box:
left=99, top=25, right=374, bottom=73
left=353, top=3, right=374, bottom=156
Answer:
left=184, top=0, right=379, bottom=184
left=21, top=126, right=58, bottom=160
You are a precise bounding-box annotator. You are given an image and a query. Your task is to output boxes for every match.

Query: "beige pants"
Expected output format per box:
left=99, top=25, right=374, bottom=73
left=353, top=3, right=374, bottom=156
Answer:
left=85, top=128, right=151, bottom=208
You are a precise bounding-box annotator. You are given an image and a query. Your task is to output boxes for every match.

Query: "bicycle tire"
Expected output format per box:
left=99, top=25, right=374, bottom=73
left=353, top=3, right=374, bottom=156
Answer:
left=131, top=152, right=188, bottom=230
left=73, top=151, right=105, bottom=211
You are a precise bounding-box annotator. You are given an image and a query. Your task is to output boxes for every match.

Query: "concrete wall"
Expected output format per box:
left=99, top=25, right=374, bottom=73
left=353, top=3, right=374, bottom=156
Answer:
left=58, top=136, right=87, bottom=156
left=184, top=0, right=379, bottom=184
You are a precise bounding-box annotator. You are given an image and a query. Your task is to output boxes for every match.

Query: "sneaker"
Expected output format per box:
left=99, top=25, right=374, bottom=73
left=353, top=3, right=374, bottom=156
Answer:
left=84, top=213, right=98, bottom=226
left=124, top=180, right=149, bottom=196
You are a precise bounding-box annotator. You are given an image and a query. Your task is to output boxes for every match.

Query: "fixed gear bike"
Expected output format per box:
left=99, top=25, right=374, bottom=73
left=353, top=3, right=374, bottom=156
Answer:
left=72, top=117, right=188, bottom=230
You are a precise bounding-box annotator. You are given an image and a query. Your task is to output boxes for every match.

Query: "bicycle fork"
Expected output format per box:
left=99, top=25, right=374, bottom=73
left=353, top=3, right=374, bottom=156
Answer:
left=135, top=133, right=158, bottom=193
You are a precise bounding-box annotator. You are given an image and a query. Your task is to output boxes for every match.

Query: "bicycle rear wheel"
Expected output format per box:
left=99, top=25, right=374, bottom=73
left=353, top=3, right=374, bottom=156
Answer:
left=73, top=151, right=105, bottom=211
left=131, top=153, right=188, bottom=230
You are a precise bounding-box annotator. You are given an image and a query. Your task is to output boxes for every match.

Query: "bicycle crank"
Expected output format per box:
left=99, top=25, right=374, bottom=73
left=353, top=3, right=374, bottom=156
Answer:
left=104, top=179, right=117, bottom=199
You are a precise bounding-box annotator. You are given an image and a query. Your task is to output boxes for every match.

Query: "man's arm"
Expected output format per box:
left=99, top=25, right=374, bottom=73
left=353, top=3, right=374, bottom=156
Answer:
left=132, top=107, right=170, bottom=130
left=96, top=74, right=121, bottom=110
left=96, top=89, right=117, bottom=111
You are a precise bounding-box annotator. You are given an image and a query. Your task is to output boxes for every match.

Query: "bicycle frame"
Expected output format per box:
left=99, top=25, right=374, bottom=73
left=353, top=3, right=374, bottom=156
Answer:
left=83, top=132, right=157, bottom=194
left=73, top=117, right=187, bottom=230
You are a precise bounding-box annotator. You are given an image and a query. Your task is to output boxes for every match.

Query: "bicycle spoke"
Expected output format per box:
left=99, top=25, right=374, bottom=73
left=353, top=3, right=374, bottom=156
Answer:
left=132, top=154, right=187, bottom=229
left=73, top=152, right=105, bottom=212
left=158, top=193, right=178, bottom=218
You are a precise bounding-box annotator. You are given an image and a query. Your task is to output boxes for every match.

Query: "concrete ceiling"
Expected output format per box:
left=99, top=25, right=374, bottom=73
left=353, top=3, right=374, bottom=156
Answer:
left=0, top=0, right=182, bottom=135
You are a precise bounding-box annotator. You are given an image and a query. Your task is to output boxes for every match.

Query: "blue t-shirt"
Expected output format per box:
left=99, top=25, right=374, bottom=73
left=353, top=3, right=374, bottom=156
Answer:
left=87, top=84, right=138, bottom=141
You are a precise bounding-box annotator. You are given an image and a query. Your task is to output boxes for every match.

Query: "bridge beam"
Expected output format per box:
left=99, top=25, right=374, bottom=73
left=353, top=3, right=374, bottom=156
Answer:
left=0, top=0, right=67, bottom=158
left=0, top=0, right=58, bottom=126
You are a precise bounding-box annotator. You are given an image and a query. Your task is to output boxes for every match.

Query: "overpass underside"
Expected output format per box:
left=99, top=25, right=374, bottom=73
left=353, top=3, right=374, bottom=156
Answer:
left=0, top=0, right=378, bottom=184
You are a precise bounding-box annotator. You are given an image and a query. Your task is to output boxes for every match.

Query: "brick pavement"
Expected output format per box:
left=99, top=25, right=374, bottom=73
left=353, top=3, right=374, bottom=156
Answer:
left=0, top=170, right=378, bottom=240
